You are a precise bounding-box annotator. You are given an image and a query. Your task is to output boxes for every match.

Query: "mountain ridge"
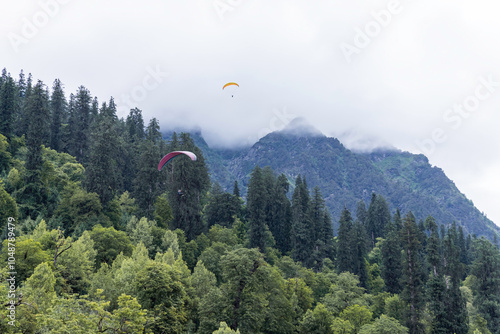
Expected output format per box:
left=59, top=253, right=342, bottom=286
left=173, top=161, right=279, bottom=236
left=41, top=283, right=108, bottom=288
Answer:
left=164, top=124, right=500, bottom=241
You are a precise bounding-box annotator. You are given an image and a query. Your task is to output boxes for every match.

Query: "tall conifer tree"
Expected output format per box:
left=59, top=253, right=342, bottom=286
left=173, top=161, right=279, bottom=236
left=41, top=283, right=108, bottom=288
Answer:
left=381, top=210, right=403, bottom=294
left=471, top=237, right=500, bottom=334
left=337, top=207, right=355, bottom=274
left=291, top=175, right=313, bottom=265
left=23, top=80, right=50, bottom=217
left=71, top=86, right=92, bottom=162
left=247, top=166, right=268, bottom=251
left=269, top=173, right=292, bottom=254
left=0, top=73, right=17, bottom=139
left=49, top=78, right=67, bottom=151
left=85, top=99, right=121, bottom=206
left=133, top=118, right=163, bottom=219
left=366, top=194, right=391, bottom=248
left=442, top=224, right=468, bottom=334
left=167, top=132, right=210, bottom=240
left=400, top=211, right=426, bottom=334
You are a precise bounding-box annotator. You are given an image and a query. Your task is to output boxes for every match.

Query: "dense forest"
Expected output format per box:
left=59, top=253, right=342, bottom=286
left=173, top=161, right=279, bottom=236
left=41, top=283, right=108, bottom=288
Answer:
left=1, top=68, right=500, bottom=334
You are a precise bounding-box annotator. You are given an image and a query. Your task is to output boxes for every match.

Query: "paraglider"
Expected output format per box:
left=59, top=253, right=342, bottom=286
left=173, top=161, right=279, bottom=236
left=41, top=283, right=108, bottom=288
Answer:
left=158, top=151, right=197, bottom=171
left=223, top=82, right=239, bottom=97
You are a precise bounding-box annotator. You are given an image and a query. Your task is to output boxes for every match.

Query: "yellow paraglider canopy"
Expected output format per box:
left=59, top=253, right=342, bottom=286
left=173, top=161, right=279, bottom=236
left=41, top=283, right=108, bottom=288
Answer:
left=222, top=82, right=239, bottom=90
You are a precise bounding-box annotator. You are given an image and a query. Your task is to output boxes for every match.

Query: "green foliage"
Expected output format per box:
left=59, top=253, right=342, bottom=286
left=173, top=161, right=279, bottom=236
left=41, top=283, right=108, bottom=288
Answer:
left=154, top=192, right=173, bottom=228
left=56, top=186, right=104, bottom=235
left=247, top=166, right=269, bottom=251
left=291, top=175, right=314, bottom=266
left=0, top=133, right=12, bottom=173
left=358, top=314, right=408, bottom=334
left=3, top=68, right=500, bottom=333
left=89, top=225, right=134, bottom=268
left=322, top=272, right=368, bottom=316
left=381, top=211, right=403, bottom=294
left=0, top=181, right=18, bottom=234
left=1, top=237, right=50, bottom=283
left=167, top=132, right=210, bottom=240
left=471, top=237, right=500, bottom=334
left=331, top=317, right=355, bottom=334
left=57, top=230, right=96, bottom=294
left=217, top=248, right=292, bottom=333
left=284, top=277, right=314, bottom=322
left=299, top=303, right=334, bottom=334
left=213, top=322, right=241, bottom=333
left=135, top=261, right=188, bottom=333
left=366, top=194, right=391, bottom=248
left=400, top=212, right=426, bottom=334
left=205, top=182, right=240, bottom=229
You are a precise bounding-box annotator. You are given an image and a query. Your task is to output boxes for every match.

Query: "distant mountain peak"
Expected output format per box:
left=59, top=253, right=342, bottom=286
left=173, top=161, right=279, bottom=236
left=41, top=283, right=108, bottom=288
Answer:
left=279, top=117, right=325, bottom=137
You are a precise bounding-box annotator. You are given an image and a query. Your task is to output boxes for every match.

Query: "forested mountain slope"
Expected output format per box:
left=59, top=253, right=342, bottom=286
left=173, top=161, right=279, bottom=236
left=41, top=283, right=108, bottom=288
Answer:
left=189, top=120, right=500, bottom=240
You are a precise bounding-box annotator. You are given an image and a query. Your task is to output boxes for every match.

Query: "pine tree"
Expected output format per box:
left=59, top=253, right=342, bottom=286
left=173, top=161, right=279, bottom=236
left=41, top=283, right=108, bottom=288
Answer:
left=457, top=225, right=468, bottom=268
left=425, top=216, right=449, bottom=334
left=167, top=132, right=210, bottom=240
left=337, top=207, right=355, bottom=274
left=70, top=86, right=92, bottom=162
left=13, top=70, right=26, bottom=137
left=381, top=210, right=403, bottom=294
left=0, top=72, right=18, bottom=139
left=121, top=108, right=145, bottom=192
left=247, top=166, right=268, bottom=251
left=366, top=193, right=391, bottom=248
left=356, top=200, right=368, bottom=224
left=291, top=175, right=313, bottom=265
left=125, top=107, right=145, bottom=142
left=470, top=237, right=500, bottom=334
left=233, top=180, right=240, bottom=198
left=23, top=80, right=50, bottom=217
left=269, top=173, right=292, bottom=254
left=133, top=118, right=163, bottom=220
left=85, top=100, right=121, bottom=206
left=49, top=78, right=67, bottom=151
left=400, top=211, right=426, bottom=334
left=353, top=219, right=369, bottom=288
left=442, top=223, right=468, bottom=334
left=205, top=182, right=239, bottom=228
left=309, top=186, right=335, bottom=270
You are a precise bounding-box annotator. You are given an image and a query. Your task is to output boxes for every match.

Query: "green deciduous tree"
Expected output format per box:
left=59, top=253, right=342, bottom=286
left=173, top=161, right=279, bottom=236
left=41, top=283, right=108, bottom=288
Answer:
left=135, top=261, right=188, bottom=333
left=89, top=225, right=134, bottom=268
left=358, top=314, right=408, bottom=334
left=322, top=272, right=368, bottom=316
left=299, top=303, right=334, bottom=334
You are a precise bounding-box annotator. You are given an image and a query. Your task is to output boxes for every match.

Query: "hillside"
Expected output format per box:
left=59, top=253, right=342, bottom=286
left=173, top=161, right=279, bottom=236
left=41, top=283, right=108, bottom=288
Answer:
left=185, top=120, right=500, bottom=240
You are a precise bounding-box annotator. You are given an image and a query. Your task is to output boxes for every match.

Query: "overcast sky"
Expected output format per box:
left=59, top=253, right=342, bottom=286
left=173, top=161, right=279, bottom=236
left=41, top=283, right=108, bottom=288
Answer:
left=2, top=0, right=500, bottom=226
